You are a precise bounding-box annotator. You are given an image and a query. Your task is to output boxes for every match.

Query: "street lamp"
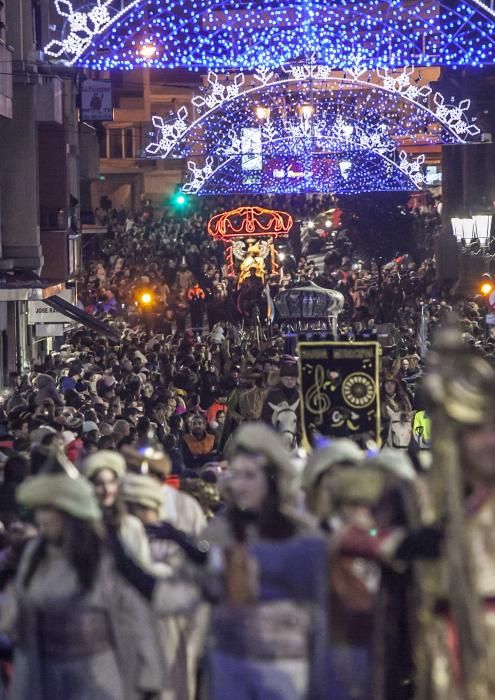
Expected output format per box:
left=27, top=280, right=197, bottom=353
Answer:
left=473, top=214, right=493, bottom=248
left=299, top=103, right=314, bottom=120
left=460, top=217, right=475, bottom=242
left=255, top=105, right=270, bottom=121
left=139, top=41, right=157, bottom=59
left=451, top=217, right=464, bottom=243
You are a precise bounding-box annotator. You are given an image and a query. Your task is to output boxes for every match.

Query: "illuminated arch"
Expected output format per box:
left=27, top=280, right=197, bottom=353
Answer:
left=179, top=140, right=426, bottom=195
left=144, top=65, right=480, bottom=165
left=45, top=0, right=495, bottom=70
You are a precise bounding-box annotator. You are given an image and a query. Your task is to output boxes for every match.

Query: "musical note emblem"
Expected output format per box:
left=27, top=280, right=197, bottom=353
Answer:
left=304, top=364, right=331, bottom=426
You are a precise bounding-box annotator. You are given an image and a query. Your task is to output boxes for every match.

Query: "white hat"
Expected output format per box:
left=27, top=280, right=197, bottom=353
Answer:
left=84, top=450, right=126, bottom=481
left=121, top=473, right=163, bottom=511
left=303, top=439, right=364, bottom=491
left=83, top=421, right=99, bottom=434
left=62, top=431, right=77, bottom=446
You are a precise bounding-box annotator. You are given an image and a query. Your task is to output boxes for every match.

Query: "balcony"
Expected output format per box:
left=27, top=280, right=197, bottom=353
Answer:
left=0, top=41, right=13, bottom=119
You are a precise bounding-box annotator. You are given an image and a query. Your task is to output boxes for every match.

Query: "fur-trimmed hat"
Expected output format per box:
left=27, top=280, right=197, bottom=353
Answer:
left=121, top=473, right=163, bottom=511
left=84, top=450, right=126, bottom=481
left=226, top=423, right=296, bottom=503
left=17, top=459, right=100, bottom=522
left=303, top=439, right=364, bottom=491
left=328, top=466, right=385, bottom=507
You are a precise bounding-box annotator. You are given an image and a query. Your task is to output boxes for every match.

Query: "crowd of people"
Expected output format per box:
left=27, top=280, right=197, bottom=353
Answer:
left=0, top=193, right=492, bottom=699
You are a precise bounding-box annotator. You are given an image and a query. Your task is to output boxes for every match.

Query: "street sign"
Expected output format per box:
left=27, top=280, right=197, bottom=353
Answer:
left=28, top=290, right=74, bottom=325
left=80, top=80, right=113, bottom=121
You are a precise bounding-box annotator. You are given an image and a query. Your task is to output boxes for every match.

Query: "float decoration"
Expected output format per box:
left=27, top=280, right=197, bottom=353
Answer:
left=207, top=206, right=292, bottom=279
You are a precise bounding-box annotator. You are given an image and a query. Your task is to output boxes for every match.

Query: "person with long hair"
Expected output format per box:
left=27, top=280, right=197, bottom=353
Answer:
left=204, top=423, right=328, bottom=700
left=84, top=450, right=151, bottom=567
left=380, top=374, right=413, bottom=449
left=3, top=453, right=164, bottom=700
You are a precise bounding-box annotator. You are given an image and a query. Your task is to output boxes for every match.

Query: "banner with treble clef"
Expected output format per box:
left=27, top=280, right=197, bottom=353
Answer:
left=297, top=340, right=381, bottom=446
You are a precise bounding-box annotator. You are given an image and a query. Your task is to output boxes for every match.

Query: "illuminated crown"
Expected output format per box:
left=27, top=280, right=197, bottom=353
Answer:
left=207, top=207, right=293, bottom=241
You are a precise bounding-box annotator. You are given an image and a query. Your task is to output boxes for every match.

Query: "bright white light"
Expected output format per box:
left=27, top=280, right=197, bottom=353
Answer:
left=255, top=105, right=270, bottom=121
left=460, top=217, right=475, bottom=240
left=473, top=214, right=493, bottom=247
left=325, top=219, right=332, bottom=228
left=307, top=220, right=315, bottom=229
left=279, top=252, right=286, bottom=260
left=139, top=42, right=157, bottom=58
left=299, top=103, right=314, bottom=120
left=451, top=217, right=463, bottom=242
left=339, top=160, right=353, bottom=179
left=342, top=124, right=354, bottom=139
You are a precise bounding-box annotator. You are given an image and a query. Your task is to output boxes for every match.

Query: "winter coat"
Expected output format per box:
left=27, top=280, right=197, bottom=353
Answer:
left=34, top=374, right=64, bottom=407
left=3, top=538, right=165, bottom=700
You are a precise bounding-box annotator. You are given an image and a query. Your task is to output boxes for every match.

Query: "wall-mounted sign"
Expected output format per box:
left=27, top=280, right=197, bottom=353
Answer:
left=80, top=80, right=113, bottom=121
left=28, top=290, right=74, bottom=325
left=35, top=324, right=66, bottom=337
left=297, top=341, right=381, bottom=445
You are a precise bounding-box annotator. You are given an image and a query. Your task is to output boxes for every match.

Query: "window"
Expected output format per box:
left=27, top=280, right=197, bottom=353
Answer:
left=103, top=128, right=135, bottom=159
left=108, top=129, right=122, bottom=158
left=124, top=128, right=134, bottom=158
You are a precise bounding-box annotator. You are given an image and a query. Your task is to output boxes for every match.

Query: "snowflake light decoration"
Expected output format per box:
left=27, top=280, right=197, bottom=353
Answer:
left=45, top=0, right=495, bottom=70
left=179, top=148, right=426, bottom=196
left=145, top=64, right=480, bottom=161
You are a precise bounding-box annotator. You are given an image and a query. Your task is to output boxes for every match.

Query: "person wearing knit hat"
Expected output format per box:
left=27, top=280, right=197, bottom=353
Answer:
left=84, top=450, right=151, bottom=570
left=204, top=422, right=327, bottom=700
left=84, top=450, right=126, bottom=482
left=10, top=451, right=165, bottom=700
left=17, top=459, right=100, bottom=523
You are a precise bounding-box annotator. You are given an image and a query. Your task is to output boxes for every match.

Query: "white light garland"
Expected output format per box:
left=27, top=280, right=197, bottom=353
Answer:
left=145, top=64, right=480, bottom=159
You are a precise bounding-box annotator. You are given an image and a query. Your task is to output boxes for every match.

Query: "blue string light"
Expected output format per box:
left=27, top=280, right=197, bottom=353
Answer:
left=181, top=149, right=424, bottom=196
left=140, top=62, right=480, bottom=195
left=45, top=0, right=495, bottom=70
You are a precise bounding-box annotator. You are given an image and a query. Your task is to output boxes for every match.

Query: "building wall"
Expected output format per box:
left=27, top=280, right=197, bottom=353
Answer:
left=94, top=68, right=197, bottom=214
left=0, top=0, right=82, bottom=379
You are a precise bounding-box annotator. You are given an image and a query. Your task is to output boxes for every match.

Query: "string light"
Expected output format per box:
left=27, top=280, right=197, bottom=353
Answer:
left=145, top=65, right=479, bottom=161
left=140, top=60, right=484, bottom=195
left=207, top=206, right=293, bottom=240
left=181, top=148, right=426, bottom=196
left=45, top=0, right=495, bottom=70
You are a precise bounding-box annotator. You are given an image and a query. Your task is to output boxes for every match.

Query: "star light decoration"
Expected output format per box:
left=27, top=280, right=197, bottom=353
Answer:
left=45, top=0, right=495, bottom=70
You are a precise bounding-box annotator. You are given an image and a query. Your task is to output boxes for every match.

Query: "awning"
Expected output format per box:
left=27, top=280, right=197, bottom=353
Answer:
left=44, top=296, right=120, bottom=341
left=0, top=280, right=65, bottom=302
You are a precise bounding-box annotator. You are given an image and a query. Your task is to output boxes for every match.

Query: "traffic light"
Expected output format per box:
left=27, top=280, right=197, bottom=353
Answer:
left=171, top=191, right=188, bottom=209
left=480, top=273, right=494, bottom=296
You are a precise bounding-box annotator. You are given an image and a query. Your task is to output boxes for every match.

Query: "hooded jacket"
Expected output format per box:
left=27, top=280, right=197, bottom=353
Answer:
left=34, top=374, right=64, bottom=407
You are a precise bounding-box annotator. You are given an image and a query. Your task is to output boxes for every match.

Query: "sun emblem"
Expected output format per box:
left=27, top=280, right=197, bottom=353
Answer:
left=341, top=372, right=376, bottom=408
